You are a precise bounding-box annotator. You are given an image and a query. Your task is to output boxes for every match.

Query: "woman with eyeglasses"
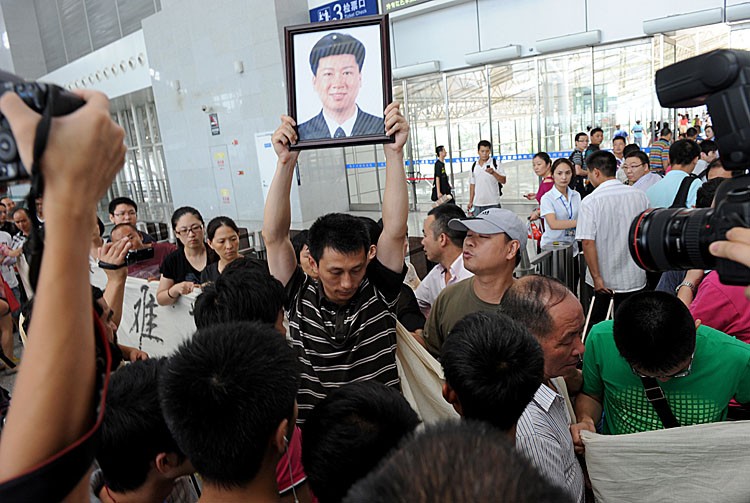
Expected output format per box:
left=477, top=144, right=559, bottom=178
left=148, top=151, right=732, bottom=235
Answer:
left=157, top=207, right=217, bottom=305
left=200, top=216, right=242, bottom=285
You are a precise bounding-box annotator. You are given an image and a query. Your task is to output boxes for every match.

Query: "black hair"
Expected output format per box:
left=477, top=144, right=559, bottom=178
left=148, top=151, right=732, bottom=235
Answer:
left=696, top=177, right=726, bottom=209
left=358, top=216, right=382, bottom=247
left=589, top=127, right=603, bottom=137
left=660, top=127, right=672, bottom=137
left=669, top=139, right=701, bottom=166
left=499, top=275, right=572, bottom=340
left=98, top=358, right=184, bottom=493
left=426, top=204, right=467, bottom=248
left=624, top=150, right=649, bottom=167
left=441, top=312, right=544, bottom=432
left=477, top=139, right=492, bottom=151
left=574, top=132, right=588, bottom=142
left=435, top=145, right=445, bottom=157
left=171, top=206, right=204, bottom=230
left=108, top=196, right=138, bottom=216
left=11, top=207, right=29, bottom=219
left=206, top=216, right=239, bottom=241
left=291, top=230, right=310, bottom=263
left=533, top=152, right=551, bottom=165
left=685, top=127, right=698, bottom=137
left=700, top=139, right=718, bottom=154
left=307, top=213, right=370, bottom=264
left=612, top=135, right=627, bottom=145
left=110, top=223, right=138, bottom=237
left=622, top=143, right=641, bottom=157
left=160, top=321, right=299, bottom=489
left=551, top=158, right=574, bottom=176
left=613, top=291, right=696, bottom=373
left=344, top=421, right=572, bottom=503
left=194, top=266, right=284, bottom=329
left=302, top=381, right=420, bottom=503
left=309, top=32, right=365, bottom=75
left=587, top=150, right=617, bottom=178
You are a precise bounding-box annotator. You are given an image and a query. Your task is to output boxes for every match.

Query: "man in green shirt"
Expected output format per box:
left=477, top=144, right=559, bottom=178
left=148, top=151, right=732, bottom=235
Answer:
left=572, top=291, right=750, bottom=453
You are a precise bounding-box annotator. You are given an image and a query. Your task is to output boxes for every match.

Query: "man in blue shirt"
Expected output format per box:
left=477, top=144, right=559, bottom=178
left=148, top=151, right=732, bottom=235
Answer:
left=646, top=139, right=702, bottom=208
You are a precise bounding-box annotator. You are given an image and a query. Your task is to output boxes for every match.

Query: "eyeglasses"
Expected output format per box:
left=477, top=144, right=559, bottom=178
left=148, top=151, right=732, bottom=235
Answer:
left=114, top=210, right=137, bottom=217
left=175, top=224, right=203, bottom=236
left=630, top=351, right=694, bottom=380
left=623, top=163, right=645, bottom=170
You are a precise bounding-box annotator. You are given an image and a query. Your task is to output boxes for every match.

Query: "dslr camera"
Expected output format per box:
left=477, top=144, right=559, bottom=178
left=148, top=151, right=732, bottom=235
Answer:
left=0, top=69, right=84, bottom=183
left=629, top=49, right=750, bottom=285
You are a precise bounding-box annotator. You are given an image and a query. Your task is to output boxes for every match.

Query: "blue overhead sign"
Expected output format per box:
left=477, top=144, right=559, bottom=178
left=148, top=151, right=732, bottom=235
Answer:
left=309, top=0, right=379, bottom=22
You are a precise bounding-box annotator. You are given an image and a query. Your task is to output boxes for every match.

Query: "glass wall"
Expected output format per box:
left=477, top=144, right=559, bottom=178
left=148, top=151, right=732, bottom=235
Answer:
left=103, top=92, right=173, bottom=225
left=348, top=23, right=739, bottom=210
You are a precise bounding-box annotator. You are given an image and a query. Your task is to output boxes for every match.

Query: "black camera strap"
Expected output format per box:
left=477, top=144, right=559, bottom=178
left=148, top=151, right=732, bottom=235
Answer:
left=639, top=376, right=681, bottom=429
left=669, top=173, right=699, bottom=209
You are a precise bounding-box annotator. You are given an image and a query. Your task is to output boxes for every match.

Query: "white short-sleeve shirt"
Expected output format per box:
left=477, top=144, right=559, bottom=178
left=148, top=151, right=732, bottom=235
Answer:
left=575, top=179, right=650, bottom=292
left=469, top=158, right=506, bottom=206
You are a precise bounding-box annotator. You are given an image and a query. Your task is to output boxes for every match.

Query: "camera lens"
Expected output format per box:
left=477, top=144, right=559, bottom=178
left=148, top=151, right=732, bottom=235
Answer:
left=0, top=131, right=17, bottom=163
left=629, top=207, right=716, bottom=272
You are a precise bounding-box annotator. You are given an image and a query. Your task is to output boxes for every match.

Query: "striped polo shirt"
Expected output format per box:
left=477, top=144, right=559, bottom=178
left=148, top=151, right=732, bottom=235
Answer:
left=285, top=259, right=404, bottom=423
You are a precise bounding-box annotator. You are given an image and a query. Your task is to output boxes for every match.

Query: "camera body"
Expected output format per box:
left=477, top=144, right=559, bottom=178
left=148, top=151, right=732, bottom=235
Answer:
left=628, top=50, right=750, bottom=285
left=125, top=247, right=155, bottom=266
left=0, top=70, right=85, bottom=183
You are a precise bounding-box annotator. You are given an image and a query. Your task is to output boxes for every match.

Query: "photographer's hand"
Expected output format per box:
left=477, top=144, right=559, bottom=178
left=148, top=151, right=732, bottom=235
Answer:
left=710, top=227, right=750, bottom=298
left=0, top=89, right=125, bottom=488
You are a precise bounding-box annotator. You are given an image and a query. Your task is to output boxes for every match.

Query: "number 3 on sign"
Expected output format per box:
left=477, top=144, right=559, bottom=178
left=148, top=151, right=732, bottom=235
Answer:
left=333, top=2, right=343, bottom=19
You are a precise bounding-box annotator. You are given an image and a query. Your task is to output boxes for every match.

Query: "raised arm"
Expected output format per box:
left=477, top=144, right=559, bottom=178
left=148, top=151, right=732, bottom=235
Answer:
left=262, top=115, right=301, bottom=287
left=376, top=102, right=409, bottom=273
left=0, top=89, right=125, bottom=491
left=99, top=237, right=130, bottom=326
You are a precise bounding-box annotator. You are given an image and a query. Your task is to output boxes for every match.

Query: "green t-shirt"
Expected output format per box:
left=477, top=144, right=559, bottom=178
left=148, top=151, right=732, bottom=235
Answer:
left=582, top=320, right=750, bottom=435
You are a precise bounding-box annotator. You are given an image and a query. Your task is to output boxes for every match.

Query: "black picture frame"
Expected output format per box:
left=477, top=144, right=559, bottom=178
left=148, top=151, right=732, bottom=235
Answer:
left=284, top=15, right=393, bottom=150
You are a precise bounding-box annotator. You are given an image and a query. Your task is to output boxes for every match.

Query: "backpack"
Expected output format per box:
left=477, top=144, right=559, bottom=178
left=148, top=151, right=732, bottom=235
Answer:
left=471, top=158, right=503, bottom=197
left=669, top=174, right=700, bottom=209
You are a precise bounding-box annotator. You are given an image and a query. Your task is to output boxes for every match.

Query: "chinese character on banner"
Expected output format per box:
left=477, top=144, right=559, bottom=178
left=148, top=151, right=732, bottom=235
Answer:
left=344, top=3, right=351, bottom=13
left=130, top=284, right=163, bottom=349
left=359, top=0, right=365, bottom=7
left=318, top=8, right=330, bottom=21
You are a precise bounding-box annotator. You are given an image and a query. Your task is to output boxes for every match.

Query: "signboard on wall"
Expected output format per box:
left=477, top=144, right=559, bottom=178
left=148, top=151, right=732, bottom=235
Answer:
left=308, top=0, right=378, bottom=22
left=381, top=0, right=431, bottom=13
left=209, top=112, right=220, bottom=135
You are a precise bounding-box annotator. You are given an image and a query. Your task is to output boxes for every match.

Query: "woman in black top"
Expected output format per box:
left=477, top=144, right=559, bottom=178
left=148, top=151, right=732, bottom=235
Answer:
left=157, top=207, right=216, bottom=305
left=200, top=216, right=242, bottom=284
left=433, top=145, right=451, bottom=200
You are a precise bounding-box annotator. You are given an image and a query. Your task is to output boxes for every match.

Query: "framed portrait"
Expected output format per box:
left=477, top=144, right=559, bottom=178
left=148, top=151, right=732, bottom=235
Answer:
left=285, top=15, right=393, bottom=150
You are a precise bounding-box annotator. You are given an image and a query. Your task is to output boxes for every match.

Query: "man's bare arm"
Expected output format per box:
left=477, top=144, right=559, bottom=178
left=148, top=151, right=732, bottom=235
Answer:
left=262, top=116, right=301, bottom=287
left=582, top=239, right=612, bottom=294
left=376, top=103, right=410, bottom=273
left=0, top=89, right=126, bottom=486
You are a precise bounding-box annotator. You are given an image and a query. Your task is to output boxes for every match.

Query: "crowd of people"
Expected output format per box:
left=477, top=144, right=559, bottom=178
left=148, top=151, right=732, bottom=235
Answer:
left=0, top=79, right=748, bottom=503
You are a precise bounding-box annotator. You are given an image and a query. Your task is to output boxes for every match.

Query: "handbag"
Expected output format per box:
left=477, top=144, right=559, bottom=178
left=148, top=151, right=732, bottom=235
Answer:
left=430, top=183, right=438, bottom=202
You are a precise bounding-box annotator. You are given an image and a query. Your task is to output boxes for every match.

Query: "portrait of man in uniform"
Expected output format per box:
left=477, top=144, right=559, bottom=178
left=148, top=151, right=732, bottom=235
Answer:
left=286, top=18, right=392, bottom=148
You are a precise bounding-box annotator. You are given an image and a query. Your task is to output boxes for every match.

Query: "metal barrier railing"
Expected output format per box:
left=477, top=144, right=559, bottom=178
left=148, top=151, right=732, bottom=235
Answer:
left=517, top=242, right=581, bottom=298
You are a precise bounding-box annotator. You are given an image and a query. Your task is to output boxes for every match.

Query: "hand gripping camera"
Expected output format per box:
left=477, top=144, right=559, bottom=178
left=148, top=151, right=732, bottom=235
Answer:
left=629, top=50, right=750, bottom=286
left=0, top=69, right=85, bottom=183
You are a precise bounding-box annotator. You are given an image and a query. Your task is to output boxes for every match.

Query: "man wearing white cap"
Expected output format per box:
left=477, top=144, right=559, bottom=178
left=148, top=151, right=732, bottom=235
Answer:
left=423, top=208, right=527, bottom=358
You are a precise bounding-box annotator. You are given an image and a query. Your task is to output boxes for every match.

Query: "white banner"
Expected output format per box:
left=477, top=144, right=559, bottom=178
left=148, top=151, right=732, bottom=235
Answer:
left=582, top=421, right=750, bottom=503
left=99, top=277, right=198, bottom=357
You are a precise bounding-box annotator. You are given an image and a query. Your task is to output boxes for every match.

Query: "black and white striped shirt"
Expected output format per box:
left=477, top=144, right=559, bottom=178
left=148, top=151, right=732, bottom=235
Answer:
left=285, top=259, right=404, bottom=423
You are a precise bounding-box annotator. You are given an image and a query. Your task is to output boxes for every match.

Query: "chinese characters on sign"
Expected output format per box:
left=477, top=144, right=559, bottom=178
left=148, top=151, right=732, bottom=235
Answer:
left=129, top=284, right=163, bottom=349
left=309, top=0, right=378, bottom=22
left=381, top=0, right=431, bottom=13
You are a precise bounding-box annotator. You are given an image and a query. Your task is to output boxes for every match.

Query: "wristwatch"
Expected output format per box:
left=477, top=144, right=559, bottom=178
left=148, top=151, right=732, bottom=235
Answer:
left=675, top=281, right=696, bottom=294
